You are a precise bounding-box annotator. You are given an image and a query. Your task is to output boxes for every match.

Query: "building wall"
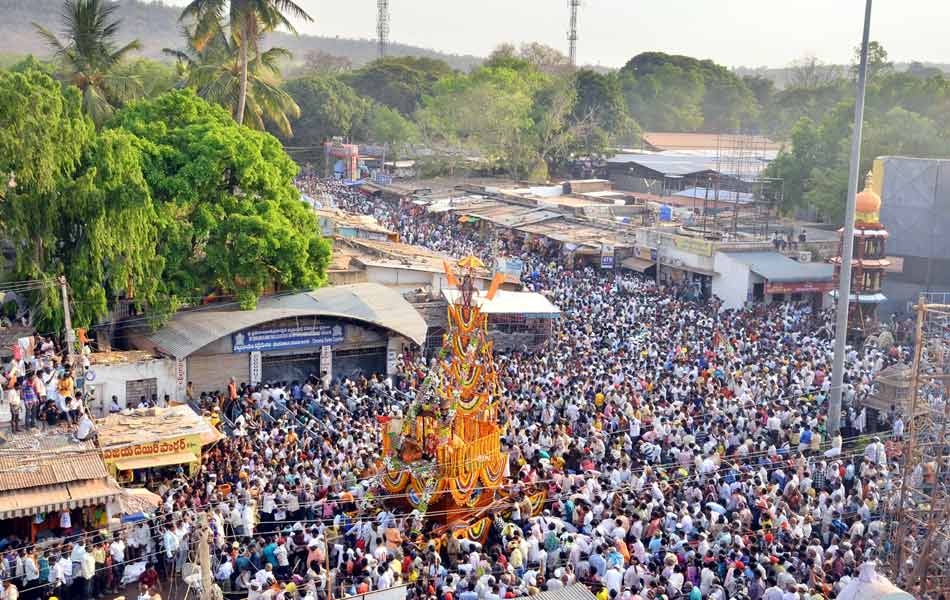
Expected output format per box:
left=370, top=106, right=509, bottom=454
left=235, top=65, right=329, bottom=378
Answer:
left=86, top=358, right=177, bottom=414
left=712, top=253, right=752, bottom=310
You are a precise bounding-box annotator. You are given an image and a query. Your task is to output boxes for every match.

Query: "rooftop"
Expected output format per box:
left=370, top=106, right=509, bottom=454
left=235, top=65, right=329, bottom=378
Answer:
left=641, top=131, right=783, bottom=153
left=88, top=350, right=161, bottom=366
left=96, top=405, right=222, bottom=450
left=442, top=289, right=560, bottom=318
left=0, top=431, right=106, bottom=491
left=723, top=251, right=834, bottom=283
left=145, top=283, right=429, bottom=356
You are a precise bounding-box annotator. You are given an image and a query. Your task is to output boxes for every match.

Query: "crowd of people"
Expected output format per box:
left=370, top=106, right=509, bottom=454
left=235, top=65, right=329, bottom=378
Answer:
left=0, top=176, right=938, bottom=600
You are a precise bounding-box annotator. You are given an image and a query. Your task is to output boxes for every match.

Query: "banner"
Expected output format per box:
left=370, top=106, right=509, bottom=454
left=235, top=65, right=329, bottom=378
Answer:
left=249, top=351, right=262, bottom=384
left=232, top=323, right=345, bottom=353
left=671, top=235, right=713, bottom=256
left=764, top=281, right=836, bottom=294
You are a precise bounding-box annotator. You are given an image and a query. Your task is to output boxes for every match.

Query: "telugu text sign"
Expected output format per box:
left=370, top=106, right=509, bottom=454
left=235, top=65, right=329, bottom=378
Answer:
left=232, top=324, right=345, bottom=353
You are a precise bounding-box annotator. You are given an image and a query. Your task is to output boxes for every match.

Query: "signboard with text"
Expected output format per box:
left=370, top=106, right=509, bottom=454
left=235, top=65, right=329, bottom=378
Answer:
left=764, top=281, right=836, bottom=295
left=600, top=245, right=615, bottom=269
left=175, top=359, right=187, bottom=399
left=232, top=324, right=345, bottom=353
left=249, top=351, right=262, bottom=384
left=671, top=235, right=713, bottom=256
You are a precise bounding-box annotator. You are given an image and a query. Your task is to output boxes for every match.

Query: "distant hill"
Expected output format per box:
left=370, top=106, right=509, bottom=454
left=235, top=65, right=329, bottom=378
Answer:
left=734, top=62, right=950, bottom=89
left=1, top=0, right=483, bottom=71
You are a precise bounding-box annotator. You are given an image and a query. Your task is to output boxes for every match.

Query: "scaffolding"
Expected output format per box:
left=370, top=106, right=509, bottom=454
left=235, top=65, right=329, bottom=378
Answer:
left=885, top=294, right=950, bottom=596
left=712, top=132, right=777, bottom=240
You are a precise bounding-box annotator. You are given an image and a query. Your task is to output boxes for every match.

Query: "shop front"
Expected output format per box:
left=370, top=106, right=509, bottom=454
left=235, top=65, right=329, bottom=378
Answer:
left=0, top=432, right=121, bottom=542
left=97, top=405, right=223, bottom=484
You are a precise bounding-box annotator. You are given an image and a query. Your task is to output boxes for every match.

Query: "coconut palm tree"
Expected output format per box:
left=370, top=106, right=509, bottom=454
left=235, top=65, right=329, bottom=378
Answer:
left=180, top=0, right=312, bottom=128
left=163, top=24, right=301, bottom=136
left=33, top=0, right=143, bottom=125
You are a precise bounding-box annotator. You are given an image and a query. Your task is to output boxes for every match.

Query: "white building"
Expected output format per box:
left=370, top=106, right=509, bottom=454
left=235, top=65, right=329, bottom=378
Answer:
left=713, top=250, right=835, bottom=310
left=85, top=351, right=178, bottom=415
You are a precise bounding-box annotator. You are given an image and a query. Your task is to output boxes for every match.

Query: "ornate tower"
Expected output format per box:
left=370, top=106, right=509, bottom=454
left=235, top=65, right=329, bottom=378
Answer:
left=831, top=171, right=889, bottom=335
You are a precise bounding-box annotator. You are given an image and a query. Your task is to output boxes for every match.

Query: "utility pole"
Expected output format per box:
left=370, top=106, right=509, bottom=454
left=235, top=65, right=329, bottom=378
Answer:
left=377, top=0, right=390, bottom=59
left=198, top=513, right=214, bottom=600
left=568, top=0, right=580, bottom=67
left=828, top=0, right=873, bottom=434
left=59, top=276, right=76, bottom=370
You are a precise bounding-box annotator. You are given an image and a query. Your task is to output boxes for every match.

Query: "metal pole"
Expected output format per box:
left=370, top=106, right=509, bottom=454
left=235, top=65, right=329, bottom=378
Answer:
left=59, top=276, right=76, bottom=370
left=828, top=0, right=873, bottom=435
left=891, top=294, right=925, bottom=579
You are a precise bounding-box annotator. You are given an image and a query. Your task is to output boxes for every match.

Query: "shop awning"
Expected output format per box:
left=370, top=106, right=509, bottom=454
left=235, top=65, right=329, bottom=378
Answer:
left=113, top=452, right=198, bottom=471
left=0, top=479, right=121, bottom=520
left=620, top=257, right=655, bottom=272
left=661, top=262, right=717, bottom=277
left=199, top=428, right=224, bottom=446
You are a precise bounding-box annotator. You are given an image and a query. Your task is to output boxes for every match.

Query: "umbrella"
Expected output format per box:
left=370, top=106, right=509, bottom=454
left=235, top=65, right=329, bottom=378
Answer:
left=706, top=502, right=727, bottom=515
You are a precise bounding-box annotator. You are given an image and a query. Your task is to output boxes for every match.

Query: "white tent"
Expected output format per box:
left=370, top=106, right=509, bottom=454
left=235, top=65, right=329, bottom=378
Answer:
left=835, top=562, right=914, bottom=600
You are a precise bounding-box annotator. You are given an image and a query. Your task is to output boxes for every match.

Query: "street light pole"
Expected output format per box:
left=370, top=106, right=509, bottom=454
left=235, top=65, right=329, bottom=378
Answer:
left=828, top=0, right=873, bottom=434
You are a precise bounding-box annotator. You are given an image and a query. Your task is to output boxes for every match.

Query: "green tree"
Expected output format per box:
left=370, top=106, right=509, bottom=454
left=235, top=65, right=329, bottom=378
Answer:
left=111, top=89, right=331, bottom=310
left=180, top=0, right=312, bottom=128
left=346, top=56, right=454, bottom=116
left=621, top=63, right=704, bottom=132
left=33, top=0, right=143, bottom=125
left=620, top=52, right=758, bottom=132
left=165, top=24, right=300, bottom=135
left=852, top=40, right=892, bottom=81
left=415, top=67, right=538, bottom=178
left=573, top=69, right=639, bottom=152
left=359, top=104, right=419, bottom=157
left=763, top=117, right=822, bottom=213
left=112, top=58, right=177, bottom=98
left=1, top=69, right=161, bottom=331
left=282, top=75, right=368, bottom=150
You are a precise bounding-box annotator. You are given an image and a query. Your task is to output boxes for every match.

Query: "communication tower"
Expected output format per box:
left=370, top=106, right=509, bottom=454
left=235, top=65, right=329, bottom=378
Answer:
left=377, top=0, right=390, bottom=59
left=568, top=0, right=580, bottom=66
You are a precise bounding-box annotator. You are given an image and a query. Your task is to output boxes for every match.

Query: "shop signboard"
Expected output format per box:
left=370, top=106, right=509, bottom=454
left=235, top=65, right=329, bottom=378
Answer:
left=765, top=281, right=837, bottom=295
left=175, top=358, right=187, bottom=399
left=600, top=245, right=615, bottom=269
left=497, top=257, right=524, bottom=281
left=671, top=235, right=713, bottom=257
left=102, top=434, right=202, bottom=462
left=232, top=324, right=345, bottom=353
left=320, top=345, right=332, bottom=376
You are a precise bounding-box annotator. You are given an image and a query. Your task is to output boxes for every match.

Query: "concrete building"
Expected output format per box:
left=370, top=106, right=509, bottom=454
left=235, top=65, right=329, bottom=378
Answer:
left=134, top=283, right=427, bottom=394
left=85, top=351, right=178, bottom=413
left=713, top=250, right=835, bottom=310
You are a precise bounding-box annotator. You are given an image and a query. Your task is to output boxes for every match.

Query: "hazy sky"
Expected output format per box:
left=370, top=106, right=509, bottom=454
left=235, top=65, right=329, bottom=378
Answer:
left=161, top=0, right=950, bottom=68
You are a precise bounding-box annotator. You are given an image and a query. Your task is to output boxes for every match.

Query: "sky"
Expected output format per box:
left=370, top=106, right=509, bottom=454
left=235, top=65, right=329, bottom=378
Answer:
left=160, top=0, right=950, bottom=69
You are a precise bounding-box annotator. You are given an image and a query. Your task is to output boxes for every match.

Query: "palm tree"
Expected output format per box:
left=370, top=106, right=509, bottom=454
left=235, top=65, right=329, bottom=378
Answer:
left=180, top=0, right=313, bottom=128
left=33, top=0, right=143, bottom=125
left=164, top=25, right=301, bottom=136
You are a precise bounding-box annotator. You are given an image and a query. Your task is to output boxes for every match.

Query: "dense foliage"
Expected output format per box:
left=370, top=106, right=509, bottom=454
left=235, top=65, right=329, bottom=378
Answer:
left=0, top=72, right=331, bottom=331
left=764, top=45, right=950, bottom=222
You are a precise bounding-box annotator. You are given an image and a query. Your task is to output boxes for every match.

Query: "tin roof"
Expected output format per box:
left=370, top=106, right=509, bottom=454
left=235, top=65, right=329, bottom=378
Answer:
left=723, top=251, right=834, bottom=283
left=0, top=431, right=107, bottom=492
left=511, top=584, right=597, bottom=600
left=146, top=283, right=428, bottom=357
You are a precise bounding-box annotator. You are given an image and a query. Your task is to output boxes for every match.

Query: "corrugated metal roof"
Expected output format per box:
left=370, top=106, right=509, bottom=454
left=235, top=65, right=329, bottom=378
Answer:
left=511, top=584, right=597, bottom=600
left=724, top=251, right=834, bottom=283
left=607, top=152, right=771, bottom=178
left=0, top=432, right=107, bottom=491
left=642, top=131, right=781, bottom=152
left=146, top=283, right=427, bottom=357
